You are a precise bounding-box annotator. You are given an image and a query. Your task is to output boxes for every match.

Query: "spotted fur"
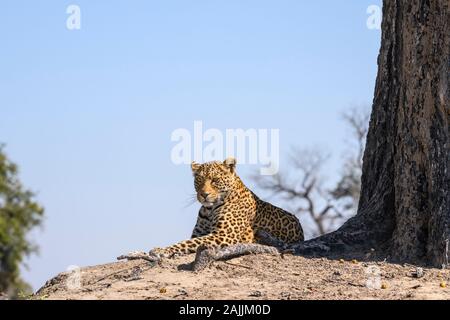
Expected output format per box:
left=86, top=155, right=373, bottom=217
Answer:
left=151, top=158, right=304, bottom=258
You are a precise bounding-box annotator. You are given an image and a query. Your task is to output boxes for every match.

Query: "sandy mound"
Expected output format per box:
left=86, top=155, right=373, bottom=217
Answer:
left=35, top=253, right=450, bottom=300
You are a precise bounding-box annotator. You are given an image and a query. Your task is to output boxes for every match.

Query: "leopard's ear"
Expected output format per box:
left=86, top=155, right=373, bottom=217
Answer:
left=223, top=157, right=237, bottom=174
left=191, top=161, right=201, bottom=174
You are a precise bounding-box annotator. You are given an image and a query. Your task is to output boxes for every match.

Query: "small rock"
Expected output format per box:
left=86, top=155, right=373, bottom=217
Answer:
left=280, top=292, right=291, bottom=300
left=249, top=291, right=263, bottom=297
left=440, top=282, right=447, bottom=288
left=412, top=267, right=424, bottom=278
left=175, top=289, right=188, bottom=297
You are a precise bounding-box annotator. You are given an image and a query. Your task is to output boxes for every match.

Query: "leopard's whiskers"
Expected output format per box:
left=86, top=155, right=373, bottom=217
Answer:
left=183, top=194, right=198, bottom=209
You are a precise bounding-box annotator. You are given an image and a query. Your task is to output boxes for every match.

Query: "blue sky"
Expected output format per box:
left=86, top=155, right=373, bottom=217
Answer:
left=0, top=0, right=381, bottom=290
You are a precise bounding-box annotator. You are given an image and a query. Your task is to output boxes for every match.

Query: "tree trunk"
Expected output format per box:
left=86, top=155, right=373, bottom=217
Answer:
left=293, top=0, right=449, bottom=267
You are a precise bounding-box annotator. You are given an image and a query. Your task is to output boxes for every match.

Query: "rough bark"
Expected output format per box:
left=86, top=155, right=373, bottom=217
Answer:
left=293, top=0, right=449, bottom=267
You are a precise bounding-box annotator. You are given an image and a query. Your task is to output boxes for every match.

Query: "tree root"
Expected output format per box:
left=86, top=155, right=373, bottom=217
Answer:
left=255, top=230, right=290, bottom=250
left=117, top=242, right=280, bottom=272
left=191, top=243, right=279, bottom=271
left=289, top=218, right=389, bottom=260
left=117, top=225, right=375, bottom=272
left=117, top=251, right=160, bottom=263
left=119, top=230, right=338, bottom=272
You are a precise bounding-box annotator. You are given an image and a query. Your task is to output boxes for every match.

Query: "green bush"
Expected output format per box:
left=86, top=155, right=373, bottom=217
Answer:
left=0, top=145, right=44, bottom=297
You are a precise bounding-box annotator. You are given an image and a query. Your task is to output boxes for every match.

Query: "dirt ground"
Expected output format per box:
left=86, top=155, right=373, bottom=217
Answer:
left=34, top=252, right=450, bottom=300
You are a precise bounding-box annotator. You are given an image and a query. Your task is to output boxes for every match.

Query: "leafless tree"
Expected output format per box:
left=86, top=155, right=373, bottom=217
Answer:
left=330, top=106, right=370, bottom=214
left=294, top=0, right=449, bottom=267
left=253, top=106, right=370, bottom=238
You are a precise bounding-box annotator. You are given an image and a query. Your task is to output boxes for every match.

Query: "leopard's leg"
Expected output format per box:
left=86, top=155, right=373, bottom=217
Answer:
left=151, top=232, right=240, bottom=258
left=152, top=203, right=255, bottom=258
left=191, top=207, right=211, bottom=238
left=241, top=225, right=256, bottom=243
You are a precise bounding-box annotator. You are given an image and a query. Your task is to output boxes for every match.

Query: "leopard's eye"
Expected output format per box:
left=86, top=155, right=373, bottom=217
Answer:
left=195, top=176, right=203, bottom=185
left=211, top=178, right=220, bottom=184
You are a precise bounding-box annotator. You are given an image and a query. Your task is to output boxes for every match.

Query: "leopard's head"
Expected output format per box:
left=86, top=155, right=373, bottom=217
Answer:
left=191, top=158, right=239, bottom=208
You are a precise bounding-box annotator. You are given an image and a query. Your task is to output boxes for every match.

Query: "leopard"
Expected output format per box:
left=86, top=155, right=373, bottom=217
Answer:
left=150, top=157, right=304, bottom=258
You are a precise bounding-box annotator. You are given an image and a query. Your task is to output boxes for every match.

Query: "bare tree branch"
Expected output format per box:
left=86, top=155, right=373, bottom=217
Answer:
left=191, top=244, right=279, bottom=271
left=252, top=106, right=370, bottom=238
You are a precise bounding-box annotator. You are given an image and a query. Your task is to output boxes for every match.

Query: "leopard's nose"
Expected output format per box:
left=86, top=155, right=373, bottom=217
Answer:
left=201, top=191, right=210, bottom=199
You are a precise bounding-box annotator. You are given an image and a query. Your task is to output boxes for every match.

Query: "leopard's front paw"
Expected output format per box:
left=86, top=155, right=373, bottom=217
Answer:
left=150, top=247, right=174, bottom=259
